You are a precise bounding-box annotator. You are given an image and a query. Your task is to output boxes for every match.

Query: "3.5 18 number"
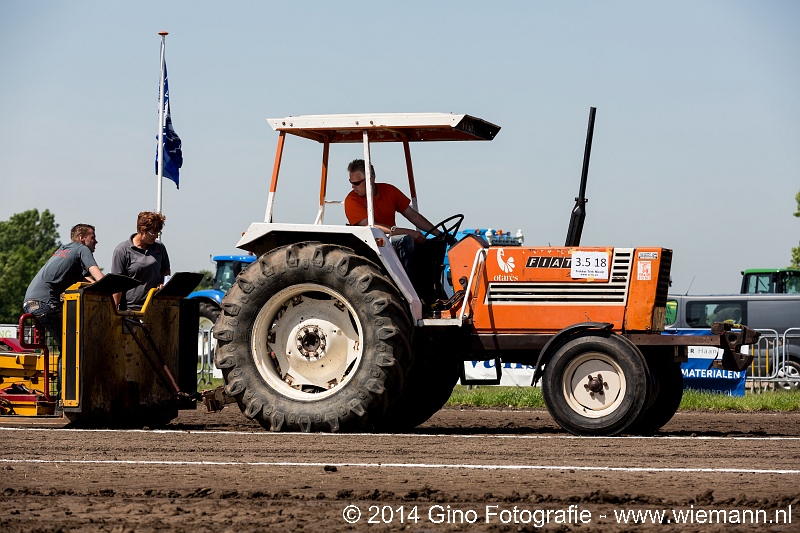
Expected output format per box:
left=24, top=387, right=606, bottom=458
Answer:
left=573, top=257, right=607, bottom=267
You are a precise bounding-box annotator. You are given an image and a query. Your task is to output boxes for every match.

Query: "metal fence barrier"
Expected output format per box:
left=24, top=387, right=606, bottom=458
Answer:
left=748, top=328, right=800, bottom=392
left=197, top=325, right=216, bottom=385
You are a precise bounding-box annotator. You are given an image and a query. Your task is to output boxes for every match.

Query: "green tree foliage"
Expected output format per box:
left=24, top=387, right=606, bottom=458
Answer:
left=195, top=269, right=214, bottom=291
left=796, top=191, right=800, bottom=218
left=0, top=210, right=60, bottom=323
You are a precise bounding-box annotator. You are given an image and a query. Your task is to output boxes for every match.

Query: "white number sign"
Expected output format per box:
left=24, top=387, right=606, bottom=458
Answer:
left=571, top=251, right=609, bottom=279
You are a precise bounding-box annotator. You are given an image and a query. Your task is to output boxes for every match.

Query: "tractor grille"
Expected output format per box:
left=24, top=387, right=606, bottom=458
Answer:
left=487, top=249, right=633, bottom=305
left=655, top=249, right=672, bottom=307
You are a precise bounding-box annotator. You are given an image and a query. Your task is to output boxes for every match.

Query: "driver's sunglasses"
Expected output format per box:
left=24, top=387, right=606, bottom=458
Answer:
left=349, top=178, right=366, bottom=187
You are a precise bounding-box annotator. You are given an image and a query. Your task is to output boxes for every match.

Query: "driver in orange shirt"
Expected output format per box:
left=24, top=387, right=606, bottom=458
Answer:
left=344, top=159, right=448, bottom=271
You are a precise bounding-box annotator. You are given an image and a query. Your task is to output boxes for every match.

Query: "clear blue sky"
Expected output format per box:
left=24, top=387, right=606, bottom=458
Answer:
left=1, top=1, right=798, bottom=294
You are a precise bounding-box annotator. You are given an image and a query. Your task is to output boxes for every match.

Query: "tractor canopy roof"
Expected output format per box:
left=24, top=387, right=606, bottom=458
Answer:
left=259, top=112, right=501, bottom=229
left=267, top=113, right=500, bottom=143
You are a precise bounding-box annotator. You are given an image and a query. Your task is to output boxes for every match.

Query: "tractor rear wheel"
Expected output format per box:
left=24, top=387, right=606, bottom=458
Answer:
left=627, top=359, right=683, bottom=435
left=542, top=332, right=648, bottom=436
left=213, top=242, right=412, bottom=432
left=376, top=355, right=461, bottom=431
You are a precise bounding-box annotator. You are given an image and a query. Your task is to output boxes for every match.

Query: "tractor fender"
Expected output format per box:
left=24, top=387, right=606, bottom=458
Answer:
left=237, top=224, right=422, bottom=321
left=531, top=322, right=614, bottom=386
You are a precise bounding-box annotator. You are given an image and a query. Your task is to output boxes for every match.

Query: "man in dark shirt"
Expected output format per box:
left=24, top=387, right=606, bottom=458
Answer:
left=111, top=211, right=171, bottom=311
left=23, top=224, right=104, bottom=344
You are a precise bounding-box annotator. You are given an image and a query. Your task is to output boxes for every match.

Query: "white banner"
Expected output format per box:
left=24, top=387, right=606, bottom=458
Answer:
left=461, top=360, right=537, bottom=387
left=0, top=324, right=18, bottom=339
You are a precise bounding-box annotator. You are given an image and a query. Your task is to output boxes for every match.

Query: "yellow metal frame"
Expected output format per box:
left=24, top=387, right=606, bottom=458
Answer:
left=0, top=352, right=58, bottom=416
left=115, top=288, right=157, bottom=317
left=60, top=285, right=158, bottom=409
left=61, top=289, right=81, bottom=408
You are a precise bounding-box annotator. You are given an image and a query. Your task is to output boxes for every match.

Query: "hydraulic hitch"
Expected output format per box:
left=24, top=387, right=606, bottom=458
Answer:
left=711, top=321, right=760, bottom=372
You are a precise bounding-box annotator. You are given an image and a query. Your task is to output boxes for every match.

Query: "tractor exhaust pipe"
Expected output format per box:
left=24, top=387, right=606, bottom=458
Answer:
left=565, top=107, right=596, bottom=247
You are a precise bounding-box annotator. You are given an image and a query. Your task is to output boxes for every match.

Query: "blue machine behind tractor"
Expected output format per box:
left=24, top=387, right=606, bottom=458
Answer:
left=188, top=255, right=256, bottom=334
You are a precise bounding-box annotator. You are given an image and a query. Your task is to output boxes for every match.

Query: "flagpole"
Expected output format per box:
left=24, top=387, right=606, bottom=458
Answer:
left=156, top=31, right=168, bottom=213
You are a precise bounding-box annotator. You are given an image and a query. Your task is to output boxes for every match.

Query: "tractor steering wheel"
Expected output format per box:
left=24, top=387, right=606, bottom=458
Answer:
left=424, top=214, right=465, bottom=245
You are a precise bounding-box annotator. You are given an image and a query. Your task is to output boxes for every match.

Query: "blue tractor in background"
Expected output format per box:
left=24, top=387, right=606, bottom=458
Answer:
left=188, top=255, right=256, bottom=334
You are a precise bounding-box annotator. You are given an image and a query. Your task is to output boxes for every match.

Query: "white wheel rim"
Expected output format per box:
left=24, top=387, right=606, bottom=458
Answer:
left=251, top=283, right=363, bottom=401
left=561, top=351, right=626, bottom=419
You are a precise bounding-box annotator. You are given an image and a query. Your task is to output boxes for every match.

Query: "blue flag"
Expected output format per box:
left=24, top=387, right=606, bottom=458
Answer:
left=156, top=50, right=182, bottom=189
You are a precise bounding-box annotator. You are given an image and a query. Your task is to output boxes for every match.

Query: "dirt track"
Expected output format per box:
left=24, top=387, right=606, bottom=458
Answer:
left=2, top=407, right=800, bottom=532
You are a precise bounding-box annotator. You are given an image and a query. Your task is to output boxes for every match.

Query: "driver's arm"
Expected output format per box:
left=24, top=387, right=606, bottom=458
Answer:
left=351, top=207, right=439, bottom=244
left=353, top=214, right=428, bottom=243
left=401, top=206, right=442, bottom=238
left=351, top=217, right=393, bottom=235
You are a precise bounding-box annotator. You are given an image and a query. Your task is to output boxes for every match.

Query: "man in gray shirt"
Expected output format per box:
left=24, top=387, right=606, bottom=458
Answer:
left=111, top=211, right=171, bottom=311
left=23, top=224, right=104, bottom=344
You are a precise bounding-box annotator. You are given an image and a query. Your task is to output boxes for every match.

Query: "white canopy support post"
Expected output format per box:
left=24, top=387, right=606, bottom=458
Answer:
left=402, top=137, right=419, bottom=225
left=264, top=131, right=286, bottom=223
left=362, top=130, right=374, bottom=227
left=315, top=140, right=330, bottom=225
left=156, top=31, right=168, bottom=213
left=458, top=248, right=488, bottom=323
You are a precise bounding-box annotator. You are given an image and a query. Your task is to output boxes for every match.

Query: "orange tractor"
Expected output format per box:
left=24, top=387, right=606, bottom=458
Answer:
left=213, top=110, right=758, bottom=436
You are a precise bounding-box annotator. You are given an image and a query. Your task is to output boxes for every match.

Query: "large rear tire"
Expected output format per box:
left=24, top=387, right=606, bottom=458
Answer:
left=214, top=242, right=412, bottom=432
left=542, top=332, right=649, bottom=436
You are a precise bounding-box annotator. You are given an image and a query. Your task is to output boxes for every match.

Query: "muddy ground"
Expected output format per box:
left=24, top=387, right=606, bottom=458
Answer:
left=1, top=407, right=799, bottom=532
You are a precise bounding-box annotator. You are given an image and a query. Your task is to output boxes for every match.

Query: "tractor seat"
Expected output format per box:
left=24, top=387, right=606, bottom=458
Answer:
left=409, top=239, right=449, bottom=312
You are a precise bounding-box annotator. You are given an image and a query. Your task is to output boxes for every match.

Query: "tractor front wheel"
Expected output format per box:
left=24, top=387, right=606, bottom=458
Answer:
left=542, top=332, right=648, bottom=436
